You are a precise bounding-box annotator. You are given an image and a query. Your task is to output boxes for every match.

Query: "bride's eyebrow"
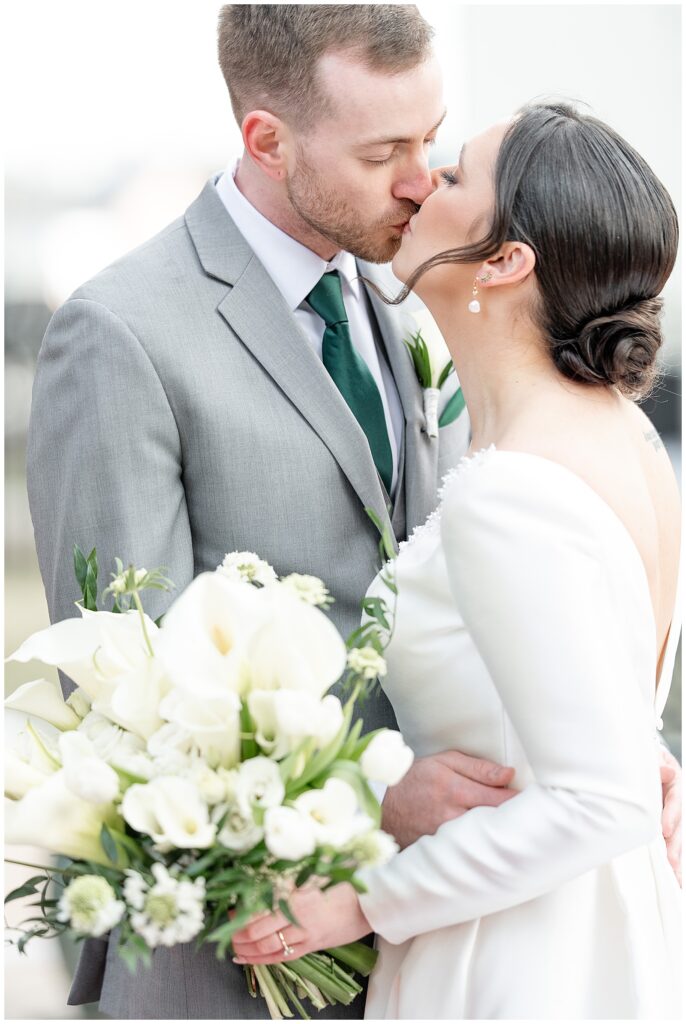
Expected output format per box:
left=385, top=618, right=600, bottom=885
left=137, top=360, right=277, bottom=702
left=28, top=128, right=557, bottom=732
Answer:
left=355, top=109, right=448, bottom=149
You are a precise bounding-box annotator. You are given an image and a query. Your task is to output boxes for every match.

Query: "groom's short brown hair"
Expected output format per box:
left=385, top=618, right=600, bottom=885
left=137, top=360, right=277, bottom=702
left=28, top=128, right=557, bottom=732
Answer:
left=217, top=4, right=434, bottom=129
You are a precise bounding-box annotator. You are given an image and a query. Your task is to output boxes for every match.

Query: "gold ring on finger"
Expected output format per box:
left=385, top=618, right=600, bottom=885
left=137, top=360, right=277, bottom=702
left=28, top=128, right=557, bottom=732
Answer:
left=276, top=929, right=295, bottom=956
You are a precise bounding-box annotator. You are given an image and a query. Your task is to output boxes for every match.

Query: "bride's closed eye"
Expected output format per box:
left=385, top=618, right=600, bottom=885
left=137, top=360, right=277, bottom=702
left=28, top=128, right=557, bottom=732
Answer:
left=440, top=169, right=459, bottom=186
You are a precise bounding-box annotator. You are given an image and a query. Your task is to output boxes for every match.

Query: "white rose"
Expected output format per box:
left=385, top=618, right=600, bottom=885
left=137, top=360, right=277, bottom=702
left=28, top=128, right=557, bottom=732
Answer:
left=4, top=678, right=80, bottom=730
left=212, top=801, right=264, bottom=853
left=159, top=572, right=267, bottom=699
left=236, top=757, right=285, bottom=816
left=360, top=730, right=414, bottom=787
left=59, top=731, right=121, bottom=805
left=121, top=776, right=216, bottom=851
left=246, top=587, right=347, bottom=699
left=294, top=778, right=368, bottom=849
left=264, top=805, right=316, bottom=861
left=5, top=769, right=120, bottom=865
left=158, top=689, right=241, bottom=769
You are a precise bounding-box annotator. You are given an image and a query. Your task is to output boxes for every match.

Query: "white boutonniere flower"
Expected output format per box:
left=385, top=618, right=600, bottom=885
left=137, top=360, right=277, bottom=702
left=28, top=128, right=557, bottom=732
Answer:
left=404, top=309, right=459, bottom=437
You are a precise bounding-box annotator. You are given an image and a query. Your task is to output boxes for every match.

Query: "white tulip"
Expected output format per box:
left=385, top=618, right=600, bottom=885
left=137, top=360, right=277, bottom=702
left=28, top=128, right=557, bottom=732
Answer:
left=158, top=689, right=241, bottom=769
left=264, top=805, right=316, bottom=861
left=360, top=730, right=414, bottom=787
left=4, top=678, right=80, bottom=730
left=121, top=777, right=216, bottom=851
left=159, top=572, right=267, bottom=698
left=212, top=801, right=264, bottom=853
left=236, top=757, right=285, bottom=816
left=294, top=778, right=366, bottom=849
left=59, top=732, right=120, bottom=805
left=409, top=308, right=452, bottom=388
left=246, top=587, right=347, bottom=699
left=5, top=770, right=120, bottom=865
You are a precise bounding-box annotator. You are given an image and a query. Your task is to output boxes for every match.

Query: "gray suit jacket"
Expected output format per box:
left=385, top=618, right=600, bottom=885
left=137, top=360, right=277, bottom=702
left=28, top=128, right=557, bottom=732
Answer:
left=26, top=178, right=470, bottom=1019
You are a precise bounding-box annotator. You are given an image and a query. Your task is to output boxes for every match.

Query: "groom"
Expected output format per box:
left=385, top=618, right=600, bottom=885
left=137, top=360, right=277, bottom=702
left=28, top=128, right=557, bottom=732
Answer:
left=27, top=4, right=681, bottom=1020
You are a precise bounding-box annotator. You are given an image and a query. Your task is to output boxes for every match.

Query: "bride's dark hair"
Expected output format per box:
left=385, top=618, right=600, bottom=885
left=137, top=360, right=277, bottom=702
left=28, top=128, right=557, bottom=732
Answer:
left=391, top=102, right=679, bottom=399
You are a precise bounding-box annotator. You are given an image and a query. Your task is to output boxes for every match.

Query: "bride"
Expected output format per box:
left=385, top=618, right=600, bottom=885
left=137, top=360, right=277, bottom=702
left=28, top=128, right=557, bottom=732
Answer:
left=231, top=102, right=681, bottom=1018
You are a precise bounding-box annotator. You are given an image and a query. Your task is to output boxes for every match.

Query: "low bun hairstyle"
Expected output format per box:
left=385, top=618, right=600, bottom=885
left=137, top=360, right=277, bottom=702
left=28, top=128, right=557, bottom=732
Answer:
left=394, top=103, right=679, bottom=400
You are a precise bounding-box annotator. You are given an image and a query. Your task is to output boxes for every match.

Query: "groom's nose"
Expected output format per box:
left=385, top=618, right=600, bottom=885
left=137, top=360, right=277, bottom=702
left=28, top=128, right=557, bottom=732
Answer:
left=391, top=159, right=435, bottom=206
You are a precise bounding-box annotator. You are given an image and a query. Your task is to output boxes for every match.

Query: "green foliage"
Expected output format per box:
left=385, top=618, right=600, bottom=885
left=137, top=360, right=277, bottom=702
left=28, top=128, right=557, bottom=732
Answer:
left=438, top=385, right=466, bottom=428
left=404, top=330, right=432, bottom=388
left=73, top=545, right=98, bottom=611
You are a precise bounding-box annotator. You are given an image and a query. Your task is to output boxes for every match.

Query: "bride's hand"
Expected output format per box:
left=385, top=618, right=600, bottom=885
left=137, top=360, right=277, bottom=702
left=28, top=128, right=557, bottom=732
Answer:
left=231, top=882, right=372, bottom=964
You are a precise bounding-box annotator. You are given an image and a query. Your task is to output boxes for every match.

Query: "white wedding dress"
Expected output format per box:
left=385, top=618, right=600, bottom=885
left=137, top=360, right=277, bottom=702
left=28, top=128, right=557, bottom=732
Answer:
left=358, top=447, right=681, bottom=1020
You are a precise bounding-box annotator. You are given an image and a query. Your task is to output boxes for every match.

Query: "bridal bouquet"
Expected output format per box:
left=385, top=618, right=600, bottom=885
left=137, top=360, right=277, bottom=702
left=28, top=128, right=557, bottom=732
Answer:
left=5, top=538, right=410, bottom=1019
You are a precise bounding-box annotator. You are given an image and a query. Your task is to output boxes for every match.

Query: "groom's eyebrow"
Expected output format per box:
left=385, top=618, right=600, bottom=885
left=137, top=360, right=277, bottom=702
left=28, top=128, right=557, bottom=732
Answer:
left=355, top=109, right=448, bottom=148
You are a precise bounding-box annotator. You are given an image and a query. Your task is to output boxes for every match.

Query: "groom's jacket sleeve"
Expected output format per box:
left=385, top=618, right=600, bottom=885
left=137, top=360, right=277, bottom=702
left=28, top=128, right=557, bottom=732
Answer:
left=27, top=296, right=194, bottom=694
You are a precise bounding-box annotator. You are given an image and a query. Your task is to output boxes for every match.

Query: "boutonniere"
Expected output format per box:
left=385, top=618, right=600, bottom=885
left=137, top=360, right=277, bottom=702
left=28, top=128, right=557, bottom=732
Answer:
left=403, top=310, right=464, bottom=437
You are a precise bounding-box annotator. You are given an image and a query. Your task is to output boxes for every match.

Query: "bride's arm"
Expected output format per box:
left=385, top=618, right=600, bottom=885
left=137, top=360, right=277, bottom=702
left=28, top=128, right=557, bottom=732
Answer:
left=353, top=459, right=662, bottom=944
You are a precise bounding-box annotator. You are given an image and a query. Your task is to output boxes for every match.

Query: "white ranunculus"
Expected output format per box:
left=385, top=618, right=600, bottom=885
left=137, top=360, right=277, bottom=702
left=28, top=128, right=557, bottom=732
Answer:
left=57, top=875, right=125, bottom=936
left=246, top=587, right=347, bottom=699
left=293, top=778, right=366, bottom=849
left=5, top=678, right=81, bottom=730
left=360, top=730, right=414, bottom=787
left=158, top=689, right=241, bottom=769
left=216, top=551, right=278, bottom=587
left=184, top=761, right=227, bottom=805
left=212, top=801, right=264, bottom=853
left=5, top=770, right=120, bottom=865
left=409, top=308, right=452, bottom=389
left=236, top=756, right=285, bottom=816
left=121, top=777, right=216, bottom=851
left=159, top=572, right=267, bottom=699
left=59, top=731, right=121, bottom=805
left=264, top=805, right=316, bottom=861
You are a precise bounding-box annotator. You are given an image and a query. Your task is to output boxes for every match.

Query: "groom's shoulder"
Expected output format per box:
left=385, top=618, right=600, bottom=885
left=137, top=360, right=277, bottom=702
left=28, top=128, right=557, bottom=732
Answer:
left=64, top=178, right=235, bottom=315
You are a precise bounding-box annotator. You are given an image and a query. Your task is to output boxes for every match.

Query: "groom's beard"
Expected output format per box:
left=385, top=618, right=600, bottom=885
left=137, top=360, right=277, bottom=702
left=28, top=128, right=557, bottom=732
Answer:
left=287, top=150, right=417, bottom=263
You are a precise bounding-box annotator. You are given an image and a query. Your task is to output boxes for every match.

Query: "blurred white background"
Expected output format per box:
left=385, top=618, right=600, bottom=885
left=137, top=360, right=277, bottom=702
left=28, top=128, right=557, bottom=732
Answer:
left=4, top=2, right=681, bottom=1019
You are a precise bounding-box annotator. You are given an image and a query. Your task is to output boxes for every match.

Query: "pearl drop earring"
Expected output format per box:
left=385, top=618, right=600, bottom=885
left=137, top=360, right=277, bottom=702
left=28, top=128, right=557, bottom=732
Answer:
left=468, top=271, right=493, bottom=314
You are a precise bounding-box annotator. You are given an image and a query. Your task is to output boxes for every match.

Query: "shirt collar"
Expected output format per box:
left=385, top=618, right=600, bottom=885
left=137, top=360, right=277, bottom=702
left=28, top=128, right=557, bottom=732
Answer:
left=214, top=164, right=358, bottom=312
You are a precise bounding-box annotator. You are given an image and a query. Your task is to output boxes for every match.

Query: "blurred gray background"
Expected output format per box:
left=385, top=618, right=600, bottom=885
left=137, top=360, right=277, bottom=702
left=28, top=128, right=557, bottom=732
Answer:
left=4, top=2, right=681, bottom=1019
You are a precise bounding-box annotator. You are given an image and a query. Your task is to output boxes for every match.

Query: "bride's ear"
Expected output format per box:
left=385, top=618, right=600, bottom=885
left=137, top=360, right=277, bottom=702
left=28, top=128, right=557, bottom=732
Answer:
left=478, top=243, right=536, bottom=288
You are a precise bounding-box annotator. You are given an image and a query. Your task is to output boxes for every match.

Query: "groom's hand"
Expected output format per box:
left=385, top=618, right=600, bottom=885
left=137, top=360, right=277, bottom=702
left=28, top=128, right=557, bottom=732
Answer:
left=381, top=750, right=516, bottom=850
left=659, top=746, right=682, bottom=885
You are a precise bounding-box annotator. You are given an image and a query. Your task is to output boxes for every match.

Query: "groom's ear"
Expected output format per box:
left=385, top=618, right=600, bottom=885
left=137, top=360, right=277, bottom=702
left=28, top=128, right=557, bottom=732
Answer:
left=478, top=243, right=536, bottom=289
left=242, top=110, right=290, bottom=181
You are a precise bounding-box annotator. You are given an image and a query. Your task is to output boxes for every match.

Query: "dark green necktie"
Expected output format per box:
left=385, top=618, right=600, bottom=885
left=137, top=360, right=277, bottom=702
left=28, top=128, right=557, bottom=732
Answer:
left=307, top=271, right=394, bottom=496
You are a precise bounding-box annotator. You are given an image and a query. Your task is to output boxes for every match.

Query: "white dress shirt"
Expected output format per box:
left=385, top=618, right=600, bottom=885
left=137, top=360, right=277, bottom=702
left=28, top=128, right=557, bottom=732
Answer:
left=214, top=166, right=404, bottom=497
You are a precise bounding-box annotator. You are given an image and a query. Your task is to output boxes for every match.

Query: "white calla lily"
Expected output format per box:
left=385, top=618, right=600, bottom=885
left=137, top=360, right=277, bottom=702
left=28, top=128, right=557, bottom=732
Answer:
left=159, top=572, right=266, bottom=698
left=246, top=587, right=346, bottom=698
left=293, top=778, right=367, bottom=849
left=248, top=690, right=343, bottom=758
left=121, top=777, right=216, bottom=851
left=5, top=678, right=80, bottom=730
left=5, top=749, right=54, bottom=799
left=5, top=770, right=120, bottom=865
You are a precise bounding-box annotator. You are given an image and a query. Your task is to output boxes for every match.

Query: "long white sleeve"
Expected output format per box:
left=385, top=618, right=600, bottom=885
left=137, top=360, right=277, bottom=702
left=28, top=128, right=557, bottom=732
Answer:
left=358, top=453, right=662, bottom=945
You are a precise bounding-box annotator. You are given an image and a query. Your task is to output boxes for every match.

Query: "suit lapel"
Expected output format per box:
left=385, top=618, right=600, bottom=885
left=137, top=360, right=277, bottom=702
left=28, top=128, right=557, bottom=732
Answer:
left=358, top=261, right=439, bottom=534
left=185, top=182, right=393, bottom=538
